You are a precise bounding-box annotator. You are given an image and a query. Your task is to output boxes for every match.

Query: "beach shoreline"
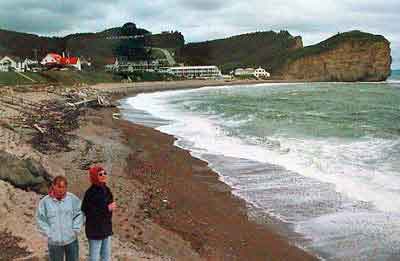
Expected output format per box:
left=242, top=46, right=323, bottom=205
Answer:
left=106, top=80, right=318, bottom=260
left=115, top=111, right=318, bottom=260
left=92, top=78, right=307, bottom=96
left=0, top=79, right=318, bottom=260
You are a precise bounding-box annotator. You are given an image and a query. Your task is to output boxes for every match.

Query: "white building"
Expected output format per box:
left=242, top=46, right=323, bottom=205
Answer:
left=24, top=58, right=37, bottom=66
left=167, top=66, right=222, bottom=79
left=23, top=58, right=40, bottom=71
left=253, top=67, right=270, bottom=78
left=233, top=67, right=270, bottom=78
left=234, top=68, right=255, bottom=76
left=0, top=56, right=24, bottom=72
left=105, top=58, right=160, bottom=73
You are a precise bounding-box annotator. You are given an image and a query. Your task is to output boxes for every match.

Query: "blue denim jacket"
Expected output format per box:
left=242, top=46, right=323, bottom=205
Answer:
left=36, top=192, right=84, bottom=246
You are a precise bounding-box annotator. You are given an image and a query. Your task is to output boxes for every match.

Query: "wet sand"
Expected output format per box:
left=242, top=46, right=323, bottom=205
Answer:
left=107, top=91, right=318, bottom=260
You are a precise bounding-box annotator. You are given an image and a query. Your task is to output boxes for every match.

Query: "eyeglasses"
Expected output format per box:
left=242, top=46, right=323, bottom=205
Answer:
left=99, top=172, right=107, bottom=177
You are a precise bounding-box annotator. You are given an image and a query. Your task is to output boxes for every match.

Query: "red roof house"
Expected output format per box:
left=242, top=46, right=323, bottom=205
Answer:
left=41, top=53, right=81, bottom=70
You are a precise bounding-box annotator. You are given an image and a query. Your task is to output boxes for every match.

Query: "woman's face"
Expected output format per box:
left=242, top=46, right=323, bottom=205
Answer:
left=98, top=169, right=108, bottom=183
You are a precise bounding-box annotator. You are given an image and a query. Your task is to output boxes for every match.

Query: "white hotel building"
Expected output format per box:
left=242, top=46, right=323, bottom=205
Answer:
left=167, top=65, right=222, bottom=79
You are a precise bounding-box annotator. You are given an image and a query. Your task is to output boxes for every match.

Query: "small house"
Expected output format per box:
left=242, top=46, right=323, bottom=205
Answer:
left=0, top=56, right=24, bottom=72
left=61, top=57, right=81, bottom=71
left=253, top=67, right=270, bottom=78
left=41, top=53, right=63, bottom=66
left=41, top=53, right=81, bottom=71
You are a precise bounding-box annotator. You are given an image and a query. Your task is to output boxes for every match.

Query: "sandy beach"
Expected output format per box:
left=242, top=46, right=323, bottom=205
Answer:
left=92, top=78, right=307, bottom=95
left=0, top=79, right=317, bottom=260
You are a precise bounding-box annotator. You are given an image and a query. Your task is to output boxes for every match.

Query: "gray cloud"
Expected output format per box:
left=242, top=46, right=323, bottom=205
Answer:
left=176, top=0, right=233, bottom=11
left=0, top=0, right=116, bottom=35
left=0, top=0, right=398, bottom=68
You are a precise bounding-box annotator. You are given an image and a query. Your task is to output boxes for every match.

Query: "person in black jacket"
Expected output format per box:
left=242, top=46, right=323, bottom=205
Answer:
left=81, top=166, right=116, bottom=261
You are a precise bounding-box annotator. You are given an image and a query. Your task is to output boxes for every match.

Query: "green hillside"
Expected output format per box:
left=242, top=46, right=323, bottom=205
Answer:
left=0, top=72, right=47, bottom=85
left=0, top=29, right=65, bottom=60
left=178, top=30, right=303, bottom=73
left=0, top=71, right=121, bottom=86
left=0, top=25, right=389, bottom=81
left=0, top=23, right=183, bottom=69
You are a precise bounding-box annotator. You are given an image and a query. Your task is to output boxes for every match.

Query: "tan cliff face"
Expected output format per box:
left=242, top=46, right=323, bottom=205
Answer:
left=280, top=39, right=391, bottom=82
left=292, top=36, right=304, bottom=50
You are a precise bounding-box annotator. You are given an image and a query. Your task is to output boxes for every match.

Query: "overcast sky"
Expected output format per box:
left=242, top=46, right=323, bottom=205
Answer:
left=0, top=0, right=398, bottom=68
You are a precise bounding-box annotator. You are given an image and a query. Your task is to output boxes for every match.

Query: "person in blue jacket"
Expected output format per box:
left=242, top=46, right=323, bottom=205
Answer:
left=36, top=175, right=83, bottom=261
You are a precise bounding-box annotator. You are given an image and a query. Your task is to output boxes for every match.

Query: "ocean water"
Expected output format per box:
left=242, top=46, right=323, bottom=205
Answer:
left=390, top=70, right=400, bottom=81
left=121, top=78, right=400, bottom=260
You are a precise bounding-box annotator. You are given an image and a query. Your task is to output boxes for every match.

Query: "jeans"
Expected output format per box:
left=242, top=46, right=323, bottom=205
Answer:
left=88, top=236, right=112, bottom=261
left=48, top=240, right=79, bottom=261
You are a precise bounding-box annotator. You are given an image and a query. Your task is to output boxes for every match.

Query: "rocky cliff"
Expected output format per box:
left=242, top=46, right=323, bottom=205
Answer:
left=278, top=31, right=391, bottom=81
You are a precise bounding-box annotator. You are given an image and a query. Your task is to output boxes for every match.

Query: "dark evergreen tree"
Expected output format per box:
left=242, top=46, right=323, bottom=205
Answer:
left=114, top=22, right=151, bottom=62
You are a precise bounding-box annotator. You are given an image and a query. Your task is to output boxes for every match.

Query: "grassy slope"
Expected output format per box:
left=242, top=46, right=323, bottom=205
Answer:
left=0, top=72, right=48, bottom=85
left=39, top=71, right=122, bottom=85
left=150, top=49, right=167, bottom=59
left=0, top=71, right=122, bottom=86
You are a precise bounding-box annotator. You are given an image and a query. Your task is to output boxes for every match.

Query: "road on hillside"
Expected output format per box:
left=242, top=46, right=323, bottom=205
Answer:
left=147, top=47, right=176, bottom=66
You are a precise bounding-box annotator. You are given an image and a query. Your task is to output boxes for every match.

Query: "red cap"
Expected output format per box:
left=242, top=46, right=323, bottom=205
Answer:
left=89, top=166, right=105, bottom=186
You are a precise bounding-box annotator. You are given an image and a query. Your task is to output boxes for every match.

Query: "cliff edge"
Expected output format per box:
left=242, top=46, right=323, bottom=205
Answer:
left=278, top=31, right=391, bottom=82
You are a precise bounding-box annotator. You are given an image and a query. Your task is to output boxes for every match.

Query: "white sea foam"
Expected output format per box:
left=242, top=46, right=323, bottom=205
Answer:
left=387, top=79, right=400, bottom=85
left=123, top=84, right=400, bottom=259
left=275, top=136, right=400, bottom=212
left=127, top=87, right=400, bottom=214
left=295, top=211, right=400, bottom=260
